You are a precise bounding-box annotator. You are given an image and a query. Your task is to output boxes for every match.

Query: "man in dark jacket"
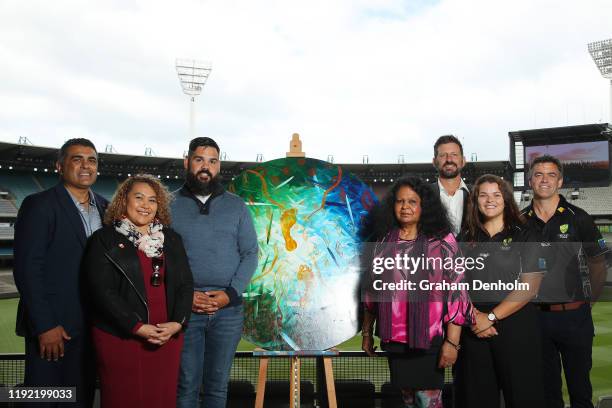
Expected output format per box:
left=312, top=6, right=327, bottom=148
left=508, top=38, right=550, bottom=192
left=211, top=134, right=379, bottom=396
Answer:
left=13, top=138, right=108, bottom=407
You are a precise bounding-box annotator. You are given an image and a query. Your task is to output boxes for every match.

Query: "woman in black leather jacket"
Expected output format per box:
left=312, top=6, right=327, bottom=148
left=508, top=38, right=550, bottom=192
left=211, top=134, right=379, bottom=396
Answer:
left=83, top=174, right=193, bottom=408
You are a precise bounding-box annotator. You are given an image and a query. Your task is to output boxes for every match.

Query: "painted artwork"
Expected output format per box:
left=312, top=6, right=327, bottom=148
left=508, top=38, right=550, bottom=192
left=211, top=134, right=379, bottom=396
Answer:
left=228, top=157, right=377, bottom=350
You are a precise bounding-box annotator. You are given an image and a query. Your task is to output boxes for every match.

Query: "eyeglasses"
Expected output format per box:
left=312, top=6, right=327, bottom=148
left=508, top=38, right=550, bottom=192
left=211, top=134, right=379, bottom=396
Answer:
left=151, top=257, right=164, bottom=287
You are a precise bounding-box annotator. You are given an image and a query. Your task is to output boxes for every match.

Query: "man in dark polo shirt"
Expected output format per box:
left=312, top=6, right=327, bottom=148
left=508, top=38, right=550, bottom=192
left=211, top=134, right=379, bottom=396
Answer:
left=522, top=154, right=608, bottom=408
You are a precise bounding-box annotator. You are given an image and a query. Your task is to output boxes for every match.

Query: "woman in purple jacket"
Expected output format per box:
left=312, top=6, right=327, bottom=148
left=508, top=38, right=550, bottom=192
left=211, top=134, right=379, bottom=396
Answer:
left=361, top=176, right=474, bottom=408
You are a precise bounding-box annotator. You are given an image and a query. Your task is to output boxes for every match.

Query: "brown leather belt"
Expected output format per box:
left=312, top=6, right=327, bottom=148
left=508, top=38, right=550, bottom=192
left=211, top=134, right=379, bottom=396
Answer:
left=538, top=301, right=586, bottom=312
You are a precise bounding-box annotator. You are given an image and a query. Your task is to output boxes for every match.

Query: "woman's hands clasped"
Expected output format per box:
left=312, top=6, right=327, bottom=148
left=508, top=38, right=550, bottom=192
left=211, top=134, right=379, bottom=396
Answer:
left=136, top=322, right=182, bottom=346
left=471, top=310, right=498, bottom=338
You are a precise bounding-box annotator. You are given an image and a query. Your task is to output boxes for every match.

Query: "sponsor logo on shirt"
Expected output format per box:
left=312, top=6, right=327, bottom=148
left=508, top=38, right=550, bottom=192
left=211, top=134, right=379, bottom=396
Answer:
left=538, top=258, right=547, bottom=270
left=558, top=224, right=570, bottom=239
left=501, top=237, right=512, bottom=251
left=599, top=238, right=607, bottom=249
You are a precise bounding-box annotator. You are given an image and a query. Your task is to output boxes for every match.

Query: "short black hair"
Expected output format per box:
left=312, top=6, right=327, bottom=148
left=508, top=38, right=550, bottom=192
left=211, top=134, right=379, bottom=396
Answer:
left=433, top=135, right=463, bottom=157
left=188, top=137, right=220, bottom=157
left=57, top=138, right=97, bottom=163
left=528, top=154, right=564, bottom=179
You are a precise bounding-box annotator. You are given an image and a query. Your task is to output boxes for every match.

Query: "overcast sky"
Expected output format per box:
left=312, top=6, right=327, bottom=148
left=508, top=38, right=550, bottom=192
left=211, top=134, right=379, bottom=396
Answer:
left=1, top=0, right=611, bottom=163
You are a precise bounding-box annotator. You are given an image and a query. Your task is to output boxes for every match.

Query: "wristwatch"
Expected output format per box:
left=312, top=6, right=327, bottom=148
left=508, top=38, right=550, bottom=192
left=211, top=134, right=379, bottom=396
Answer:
left=487, top=312, right=498, bottom=323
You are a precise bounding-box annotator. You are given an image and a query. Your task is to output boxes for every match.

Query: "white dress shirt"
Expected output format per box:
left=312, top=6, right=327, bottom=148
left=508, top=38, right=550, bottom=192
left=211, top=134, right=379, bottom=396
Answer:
left=438, top=178, right=469, bottom=236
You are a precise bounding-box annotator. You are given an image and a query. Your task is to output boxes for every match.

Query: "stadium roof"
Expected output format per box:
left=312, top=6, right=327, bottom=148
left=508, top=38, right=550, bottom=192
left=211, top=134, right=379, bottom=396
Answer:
left=509, top=123, right=611, bottom=145
left=0, top=141, right=255, bottom=176
left=0, top=141, right=511, bottom=183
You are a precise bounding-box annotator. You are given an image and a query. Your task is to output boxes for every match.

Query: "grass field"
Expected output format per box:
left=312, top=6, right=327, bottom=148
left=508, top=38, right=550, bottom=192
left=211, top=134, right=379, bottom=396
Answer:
left=2, top=291, right=612, bottom=403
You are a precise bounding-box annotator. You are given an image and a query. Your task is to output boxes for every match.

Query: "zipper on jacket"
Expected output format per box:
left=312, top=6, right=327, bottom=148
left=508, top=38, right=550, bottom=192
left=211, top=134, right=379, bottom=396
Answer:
left=104, top=253, right=150, bottom=323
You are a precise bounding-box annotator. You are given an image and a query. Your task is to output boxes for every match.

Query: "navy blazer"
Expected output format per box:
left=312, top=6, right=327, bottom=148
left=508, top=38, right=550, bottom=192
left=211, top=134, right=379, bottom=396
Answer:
left=13, top=183, right=108, bottom=338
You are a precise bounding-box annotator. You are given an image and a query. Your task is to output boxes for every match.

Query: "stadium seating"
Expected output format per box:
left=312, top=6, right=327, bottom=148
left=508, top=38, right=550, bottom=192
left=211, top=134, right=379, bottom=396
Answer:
left=91, top=178, right=119, bottom=201
left=35, top=173, right=61, bottom=190
left=163, top=178, right=184, bottom=193
left=599, top=395, right=612, bottom=408
left=0, top=199, right=17, bottom=217
left=0, top=172, right=42, bottom=207
left=0, top=172, right=188, bottom=210
left=519, top=185, right=612, bottom=216
left=335, top=379, right=376, bottom=407
left=0, top=226, right=14, bottom=241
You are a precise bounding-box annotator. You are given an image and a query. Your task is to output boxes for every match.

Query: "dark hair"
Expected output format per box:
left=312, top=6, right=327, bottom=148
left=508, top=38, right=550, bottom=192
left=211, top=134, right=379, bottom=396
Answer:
left=463, top=174, right=524, bottom=242
left=364, top=176, right=452, bottom=241
left=433, top=135, right=463, bottom=157
left=57, top=138, right=97, bottom=163
left=105, top=174, right=172, bottom=226
left=188, top=137, right=220, bottom=157
left=528, top=154, right=563, bottom=179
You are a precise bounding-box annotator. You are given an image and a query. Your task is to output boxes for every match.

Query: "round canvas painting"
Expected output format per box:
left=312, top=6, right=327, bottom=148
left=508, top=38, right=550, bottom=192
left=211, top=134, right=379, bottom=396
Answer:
left=229, top=157, right=377, bottom=350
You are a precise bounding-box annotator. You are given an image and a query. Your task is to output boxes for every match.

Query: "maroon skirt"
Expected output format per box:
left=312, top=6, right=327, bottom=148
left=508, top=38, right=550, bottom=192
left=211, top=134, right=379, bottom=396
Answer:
left=93, top=250, right=184, bottom=408
left=93, top=327, right=183, bottom=408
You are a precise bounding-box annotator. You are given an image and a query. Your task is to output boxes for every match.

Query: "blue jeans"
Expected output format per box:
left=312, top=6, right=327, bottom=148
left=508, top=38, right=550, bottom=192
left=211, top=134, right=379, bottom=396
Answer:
left=177, top=304, right=243, bottom=408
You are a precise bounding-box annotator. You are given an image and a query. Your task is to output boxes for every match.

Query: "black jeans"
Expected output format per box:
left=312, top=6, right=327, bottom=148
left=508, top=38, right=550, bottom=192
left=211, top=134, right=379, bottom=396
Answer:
left=538, top=303, right=595, bottom=408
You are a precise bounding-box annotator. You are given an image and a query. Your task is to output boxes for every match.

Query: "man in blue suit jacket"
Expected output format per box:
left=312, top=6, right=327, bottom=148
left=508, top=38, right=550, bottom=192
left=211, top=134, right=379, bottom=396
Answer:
left=13, top=138, right=108, bottom=407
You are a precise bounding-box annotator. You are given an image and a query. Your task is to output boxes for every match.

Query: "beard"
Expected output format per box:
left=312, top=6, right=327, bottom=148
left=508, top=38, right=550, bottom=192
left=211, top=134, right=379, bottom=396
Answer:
left=185, top=169, right=223, bottom=196
left=437, top=161, right=462, bottom=179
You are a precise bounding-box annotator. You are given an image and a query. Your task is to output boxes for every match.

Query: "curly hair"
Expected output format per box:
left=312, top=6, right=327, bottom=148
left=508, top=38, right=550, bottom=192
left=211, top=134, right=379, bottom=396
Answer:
left=104, top=174, right=172, bottom=226
left=362, top=176, right=451, bottom=242
left=463, top=174, right=524, bottom=242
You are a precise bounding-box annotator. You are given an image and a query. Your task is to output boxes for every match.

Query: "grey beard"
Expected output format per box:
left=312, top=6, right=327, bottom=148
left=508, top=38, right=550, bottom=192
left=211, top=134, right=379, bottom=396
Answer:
left=439, top=168, right=460, bottom=179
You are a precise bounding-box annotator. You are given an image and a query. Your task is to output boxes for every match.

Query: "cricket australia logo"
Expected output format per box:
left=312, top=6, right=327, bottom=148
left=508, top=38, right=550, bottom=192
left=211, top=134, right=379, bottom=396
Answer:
left=558, top=224, right=569, bottom=239
left=501, top=237, right=512, bottom=250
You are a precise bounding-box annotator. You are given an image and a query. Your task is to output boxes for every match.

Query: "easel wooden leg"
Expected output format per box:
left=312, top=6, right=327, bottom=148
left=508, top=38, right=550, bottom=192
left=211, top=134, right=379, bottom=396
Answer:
left=323, top=357, right=337, bottom=408
left=255, top=356, right=269, bottom=408
left=289, top=356, right=301, bottom=408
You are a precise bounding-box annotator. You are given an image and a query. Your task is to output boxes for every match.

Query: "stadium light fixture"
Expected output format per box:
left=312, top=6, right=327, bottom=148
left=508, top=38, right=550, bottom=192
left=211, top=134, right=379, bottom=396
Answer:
left=176, top=58, right=212, bottom=140
left=588, top=38, right=612, bottom=123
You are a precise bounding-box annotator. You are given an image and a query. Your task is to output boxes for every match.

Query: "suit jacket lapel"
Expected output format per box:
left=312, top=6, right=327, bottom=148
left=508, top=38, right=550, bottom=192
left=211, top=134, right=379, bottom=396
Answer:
left=461, top=187, right=469, bottom=230
left=54, top=184, right=87, bottom=248
left=93, top=193, right=108, bottom=221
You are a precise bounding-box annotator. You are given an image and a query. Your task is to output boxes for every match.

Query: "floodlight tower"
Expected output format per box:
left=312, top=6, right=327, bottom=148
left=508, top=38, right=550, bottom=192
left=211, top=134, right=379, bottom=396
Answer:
left=175, top=59, right=212, bottom=140
left=588, top=39, right=612, bottom=123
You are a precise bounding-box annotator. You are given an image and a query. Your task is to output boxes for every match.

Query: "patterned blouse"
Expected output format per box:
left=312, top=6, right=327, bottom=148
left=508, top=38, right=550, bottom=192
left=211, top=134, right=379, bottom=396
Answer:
left=364, top=231, right=474, bottom=349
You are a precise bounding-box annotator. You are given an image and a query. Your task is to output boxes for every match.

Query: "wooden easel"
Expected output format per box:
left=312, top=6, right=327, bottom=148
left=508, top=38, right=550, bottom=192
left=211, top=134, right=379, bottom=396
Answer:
left=253, top=348, right=339, bottom=408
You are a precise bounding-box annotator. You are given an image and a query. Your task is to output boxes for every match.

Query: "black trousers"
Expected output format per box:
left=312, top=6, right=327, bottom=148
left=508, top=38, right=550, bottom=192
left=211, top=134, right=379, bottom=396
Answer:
left=538, top=303, right=594, bottom=408
left=454, top=303, right=546, bottom=408
left=23, top=334, right=95, bottom=408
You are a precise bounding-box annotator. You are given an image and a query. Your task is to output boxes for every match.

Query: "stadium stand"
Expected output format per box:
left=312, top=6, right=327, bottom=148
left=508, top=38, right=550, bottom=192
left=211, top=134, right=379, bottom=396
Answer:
left=0, top=199, right=17, bottom=217
left=90, top=177, right=120, bottom=201
left=0, top=172, right=42, bottom=207
left=0, top=132, right=610, bottom=407
left=34, top=172, right=61, bottom=190
left=519, top=185, right=612, bottom=216
left=0, top=225, right=14, bottom=240
left=599, top=395, right=612, bottom=408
